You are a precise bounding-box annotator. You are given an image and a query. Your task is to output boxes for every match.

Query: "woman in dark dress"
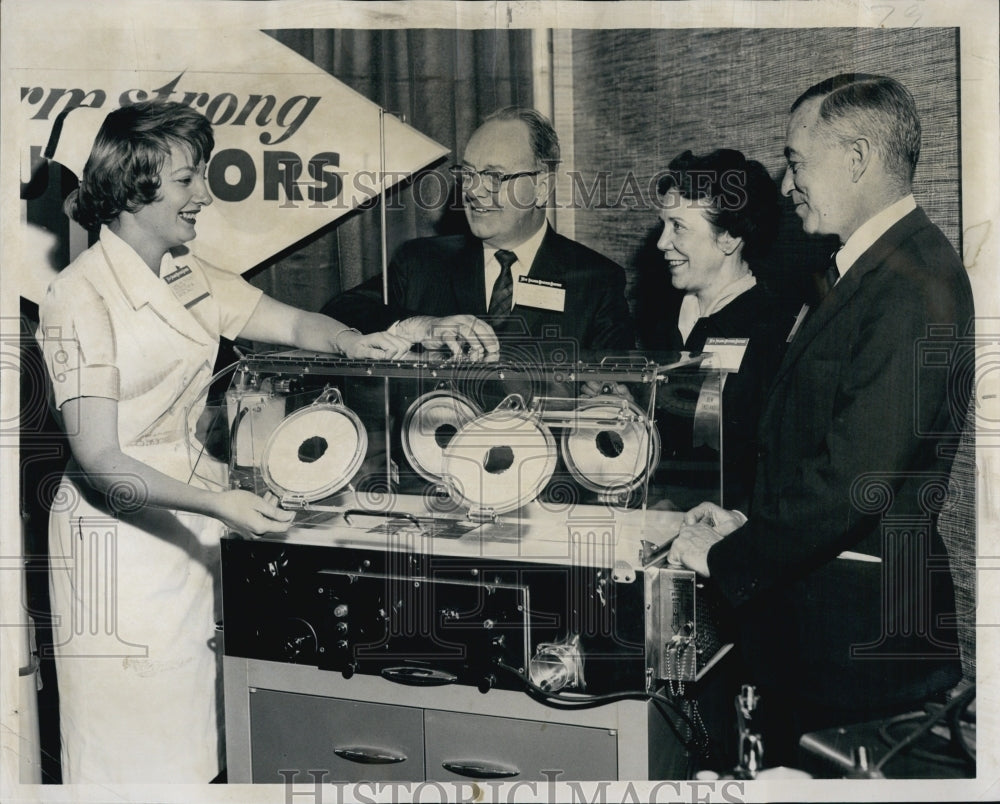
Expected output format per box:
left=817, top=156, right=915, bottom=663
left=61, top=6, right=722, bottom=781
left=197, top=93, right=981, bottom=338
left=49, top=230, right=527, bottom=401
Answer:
left=652, top=149, right=793, bottom=509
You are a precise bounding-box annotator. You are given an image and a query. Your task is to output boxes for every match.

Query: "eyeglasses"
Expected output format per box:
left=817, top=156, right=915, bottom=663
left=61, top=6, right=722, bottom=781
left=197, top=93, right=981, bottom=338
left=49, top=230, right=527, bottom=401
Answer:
left=448, top=165, right=542, bottom=193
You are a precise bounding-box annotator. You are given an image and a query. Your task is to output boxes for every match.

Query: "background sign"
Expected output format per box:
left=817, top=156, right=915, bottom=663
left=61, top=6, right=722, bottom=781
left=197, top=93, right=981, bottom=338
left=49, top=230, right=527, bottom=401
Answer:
left=17, top=26, right=448, bottom=301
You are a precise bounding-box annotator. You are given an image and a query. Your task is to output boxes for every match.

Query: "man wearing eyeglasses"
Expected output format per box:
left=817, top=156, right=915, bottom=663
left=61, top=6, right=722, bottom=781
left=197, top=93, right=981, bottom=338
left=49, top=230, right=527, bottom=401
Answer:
left=322, top=107, right=634, bottom=358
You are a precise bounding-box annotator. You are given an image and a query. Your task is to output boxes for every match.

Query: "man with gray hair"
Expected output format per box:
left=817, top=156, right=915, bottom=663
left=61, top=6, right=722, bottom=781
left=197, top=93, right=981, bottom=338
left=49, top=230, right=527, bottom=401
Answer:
left=668, top=74, right=973, bottom=765
left=323, top=106, right=633, bottom=356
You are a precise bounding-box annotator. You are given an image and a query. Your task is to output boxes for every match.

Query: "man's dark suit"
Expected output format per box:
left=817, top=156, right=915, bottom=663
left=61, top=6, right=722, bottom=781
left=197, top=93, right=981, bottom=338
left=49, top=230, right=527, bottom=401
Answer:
left=321, top=226, right=635, bottom=354
left=706, top=207, right=972, bottom=755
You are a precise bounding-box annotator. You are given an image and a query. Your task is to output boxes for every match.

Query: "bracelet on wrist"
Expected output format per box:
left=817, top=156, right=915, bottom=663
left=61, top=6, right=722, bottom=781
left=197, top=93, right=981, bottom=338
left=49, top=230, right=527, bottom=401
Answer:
left=333, top=327, right=361, bottom=355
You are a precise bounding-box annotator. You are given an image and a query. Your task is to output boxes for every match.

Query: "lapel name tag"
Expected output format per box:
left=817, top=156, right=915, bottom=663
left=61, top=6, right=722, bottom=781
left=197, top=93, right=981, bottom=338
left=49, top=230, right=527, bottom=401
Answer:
left=700, top=337, right=749, bottom=372
left=786, top=303, right=810, bottom=342
left=163, top=264, right=210, bottom=309
left=515, top=276, right=565, bottom=312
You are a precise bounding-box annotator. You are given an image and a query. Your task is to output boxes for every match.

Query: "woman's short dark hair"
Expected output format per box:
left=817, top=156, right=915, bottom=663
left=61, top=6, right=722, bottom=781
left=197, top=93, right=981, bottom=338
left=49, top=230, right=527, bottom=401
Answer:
left=656, top=149, right=780, bottom=261
left=66, top=100, right=214, bottom=230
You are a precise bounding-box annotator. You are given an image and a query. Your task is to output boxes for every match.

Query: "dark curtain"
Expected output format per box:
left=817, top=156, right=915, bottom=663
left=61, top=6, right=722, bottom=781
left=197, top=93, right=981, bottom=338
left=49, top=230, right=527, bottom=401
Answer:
left=250, top=29, right=535, bottom=312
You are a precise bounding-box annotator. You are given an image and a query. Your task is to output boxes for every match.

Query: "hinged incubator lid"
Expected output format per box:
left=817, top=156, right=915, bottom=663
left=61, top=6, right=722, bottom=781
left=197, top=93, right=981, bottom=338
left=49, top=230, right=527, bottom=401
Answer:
left=259, top=386, right=368, bottom=503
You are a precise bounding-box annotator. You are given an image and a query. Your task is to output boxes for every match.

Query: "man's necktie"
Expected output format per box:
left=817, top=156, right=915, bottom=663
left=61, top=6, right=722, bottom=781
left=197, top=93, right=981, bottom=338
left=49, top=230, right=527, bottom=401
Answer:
left=823, top=252, right=841, bottom=297
left=488, top=249, right=517, bottom=320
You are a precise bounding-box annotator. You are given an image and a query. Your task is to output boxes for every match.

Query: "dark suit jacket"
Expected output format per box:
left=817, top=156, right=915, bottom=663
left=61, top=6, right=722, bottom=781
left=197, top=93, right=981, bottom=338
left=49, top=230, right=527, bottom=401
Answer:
left=321, top=227, right=635, bottom=356
left=707, top=207, right=972, bottom=717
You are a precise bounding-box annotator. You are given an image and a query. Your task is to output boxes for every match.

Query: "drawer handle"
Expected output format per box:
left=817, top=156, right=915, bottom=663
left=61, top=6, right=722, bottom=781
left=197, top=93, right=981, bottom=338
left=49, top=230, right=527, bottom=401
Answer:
left=333, top=746, right=407, bottom=764
left=381, top=666, right=457, bottom=686
left=441, top=760, right=520, bottom=779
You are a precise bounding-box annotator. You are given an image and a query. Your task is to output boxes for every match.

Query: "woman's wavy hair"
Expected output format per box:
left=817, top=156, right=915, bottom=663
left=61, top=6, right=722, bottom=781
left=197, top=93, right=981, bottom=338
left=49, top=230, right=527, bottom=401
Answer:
left=66, top=100, right=214, bottom=230
left=656, top=149, right=780, bottom=261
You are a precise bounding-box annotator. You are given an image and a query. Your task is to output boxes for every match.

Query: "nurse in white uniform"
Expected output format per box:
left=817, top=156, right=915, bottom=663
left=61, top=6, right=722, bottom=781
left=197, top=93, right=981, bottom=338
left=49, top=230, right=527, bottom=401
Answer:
left=37, top=100, right=413, bottom=783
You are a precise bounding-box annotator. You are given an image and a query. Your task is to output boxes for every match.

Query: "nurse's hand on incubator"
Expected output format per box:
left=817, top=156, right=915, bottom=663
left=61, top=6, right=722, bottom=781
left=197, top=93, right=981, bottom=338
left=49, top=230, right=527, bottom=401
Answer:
left=211, top=489, right=296, bottom=538
left=237, top=294, right=415, bottom=360
left=332, top=327, right=415, bottom=359
left=61, top=396, right=298, bottom=539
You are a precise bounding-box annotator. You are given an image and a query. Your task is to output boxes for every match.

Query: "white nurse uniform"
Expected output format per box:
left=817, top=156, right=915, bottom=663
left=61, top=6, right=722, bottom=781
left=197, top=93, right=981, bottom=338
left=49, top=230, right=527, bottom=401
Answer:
left=38, top=227, right=262, bottom=782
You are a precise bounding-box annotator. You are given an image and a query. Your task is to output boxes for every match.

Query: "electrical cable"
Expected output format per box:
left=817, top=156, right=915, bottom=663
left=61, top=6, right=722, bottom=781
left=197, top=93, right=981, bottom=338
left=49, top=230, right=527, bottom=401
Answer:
left=184, top=358, right=243, bottom=484
left=874, top=684, right=975, bottom=773
left=877, top=713, right=967, bottom=768
left=948, top=688, right=976, bottom=766
left=495, top=660, right=710, bottom=758
left=650, top=696, right=728, bottom=770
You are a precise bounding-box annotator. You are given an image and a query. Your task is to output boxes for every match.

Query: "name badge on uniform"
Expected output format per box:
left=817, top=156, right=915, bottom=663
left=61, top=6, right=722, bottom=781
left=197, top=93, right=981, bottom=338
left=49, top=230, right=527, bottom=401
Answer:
left=700, top=337, right=749, bottom=372
left=163, top=264, right=210, bottom=309
left=515, top=276, right=565, bottom=312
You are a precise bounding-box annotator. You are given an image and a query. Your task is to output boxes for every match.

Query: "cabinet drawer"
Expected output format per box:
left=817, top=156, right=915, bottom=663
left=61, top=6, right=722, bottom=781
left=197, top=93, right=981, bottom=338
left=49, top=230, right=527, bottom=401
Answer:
left=249, top=689, right=424, bottom=782
left=425, top=710, right=617, bottom=781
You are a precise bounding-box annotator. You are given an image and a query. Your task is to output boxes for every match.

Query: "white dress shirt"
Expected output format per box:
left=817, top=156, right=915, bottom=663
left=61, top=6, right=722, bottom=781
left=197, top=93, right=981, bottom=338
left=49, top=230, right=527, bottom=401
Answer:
left=482, top=221, right=549, bottom=310
left=834, top=194, right=917, bottom=281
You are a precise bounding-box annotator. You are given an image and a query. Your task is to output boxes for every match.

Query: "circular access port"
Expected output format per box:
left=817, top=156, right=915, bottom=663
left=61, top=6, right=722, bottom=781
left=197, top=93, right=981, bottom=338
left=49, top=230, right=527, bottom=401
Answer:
left=434, top=423, right=459, bottom=449
left=297, top=436, right=328, bottom=463
left=595, top=430, right=625, bottom=458
left=482, top=445, right=515, bottom=474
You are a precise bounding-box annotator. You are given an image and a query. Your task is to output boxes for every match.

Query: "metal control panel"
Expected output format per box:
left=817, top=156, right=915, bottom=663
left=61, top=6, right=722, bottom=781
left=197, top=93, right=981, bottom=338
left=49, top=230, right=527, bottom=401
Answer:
left=222, top=526, right=731, bottom=693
